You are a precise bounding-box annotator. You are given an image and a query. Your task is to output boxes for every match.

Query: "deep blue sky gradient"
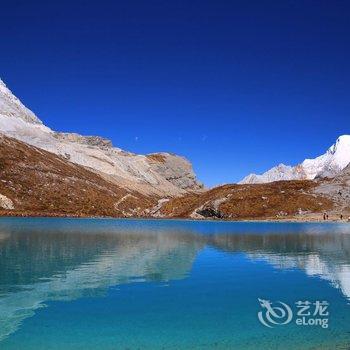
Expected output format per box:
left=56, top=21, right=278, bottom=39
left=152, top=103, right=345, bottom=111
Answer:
left=1, top=0, right=349, bottom=186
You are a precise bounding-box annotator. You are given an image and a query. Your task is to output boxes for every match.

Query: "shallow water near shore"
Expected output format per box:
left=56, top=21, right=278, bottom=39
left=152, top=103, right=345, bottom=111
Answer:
left=0, top=217, right=349, bottom=349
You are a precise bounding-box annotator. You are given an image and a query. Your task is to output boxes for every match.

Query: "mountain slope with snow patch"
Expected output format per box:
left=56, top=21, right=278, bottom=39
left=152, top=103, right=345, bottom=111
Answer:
left=240, top=135, right=350, bottom=184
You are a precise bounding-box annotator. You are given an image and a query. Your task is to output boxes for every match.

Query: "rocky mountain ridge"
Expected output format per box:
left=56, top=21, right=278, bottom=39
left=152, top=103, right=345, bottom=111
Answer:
left=1, top=132, right=348, bottom=220
left=1, top=78, right=349, bottom=220
left=0, top=134, right=155, bottom=217
left=0, top=78, right=203, bottom=197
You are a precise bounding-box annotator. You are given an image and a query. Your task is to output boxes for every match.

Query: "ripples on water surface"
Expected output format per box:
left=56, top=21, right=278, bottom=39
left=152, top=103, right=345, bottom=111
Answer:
left=0, top=218, right=349, bottom=349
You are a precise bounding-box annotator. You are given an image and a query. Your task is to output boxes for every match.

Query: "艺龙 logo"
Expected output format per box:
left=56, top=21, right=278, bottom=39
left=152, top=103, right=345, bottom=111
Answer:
left=257, top=298, right=293, bottom=328
left=257, top=298, right=330, bottom=329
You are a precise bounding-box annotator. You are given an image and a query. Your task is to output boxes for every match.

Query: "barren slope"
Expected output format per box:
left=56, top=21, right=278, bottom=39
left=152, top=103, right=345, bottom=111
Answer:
left=0, top=135, right=156, bottom=217
left=160, top=180, right=333, bottom=220
left=0, top=78, right=203, bottom=197
left=314, top=163, right=350, bottom=215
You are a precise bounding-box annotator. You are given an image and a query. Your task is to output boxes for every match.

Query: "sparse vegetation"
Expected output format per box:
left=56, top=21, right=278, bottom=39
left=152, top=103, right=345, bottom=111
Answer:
left=0, top=135, right=156, bottom=217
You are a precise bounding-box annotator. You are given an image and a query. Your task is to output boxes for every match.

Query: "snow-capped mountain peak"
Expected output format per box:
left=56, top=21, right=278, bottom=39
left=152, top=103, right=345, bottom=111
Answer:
left=326, top=135, right=350, bottom=161
left=240, top=135, right=350, bottom=184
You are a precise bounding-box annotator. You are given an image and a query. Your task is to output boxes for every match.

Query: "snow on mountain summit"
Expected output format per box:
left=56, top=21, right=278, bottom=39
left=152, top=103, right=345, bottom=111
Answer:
left=301, top=135, right=350, bottom=179
left=240, top=135, right=350, bottom=184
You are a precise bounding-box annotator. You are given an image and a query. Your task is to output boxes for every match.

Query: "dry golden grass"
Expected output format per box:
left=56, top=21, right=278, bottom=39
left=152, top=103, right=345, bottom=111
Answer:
left=0, top=135, right=335, bottom=220
left=146, top=154, right=167, bottom=163
left=0, top=135, right=156, bottom=217
left=161, top=181, right=333, bottom=220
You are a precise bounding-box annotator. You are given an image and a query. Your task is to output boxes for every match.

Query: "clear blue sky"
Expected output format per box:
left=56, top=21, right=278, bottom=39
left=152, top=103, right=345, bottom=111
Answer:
left=1, top=1, right=349, bottom=186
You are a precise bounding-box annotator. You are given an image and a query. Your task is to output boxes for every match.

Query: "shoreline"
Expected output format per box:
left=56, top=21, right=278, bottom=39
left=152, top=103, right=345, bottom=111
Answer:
left=0, top=211, right=347, bottom=224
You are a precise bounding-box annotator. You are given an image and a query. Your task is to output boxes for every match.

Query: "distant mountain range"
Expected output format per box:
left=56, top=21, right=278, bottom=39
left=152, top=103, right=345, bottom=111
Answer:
left=0, top=77, right=349, bottom=220
left=240, top=135, right=350, bottom=184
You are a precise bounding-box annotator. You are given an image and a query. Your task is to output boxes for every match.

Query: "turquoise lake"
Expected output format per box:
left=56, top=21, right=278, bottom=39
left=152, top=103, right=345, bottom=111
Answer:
left=0, top=217, right=349, bottom=349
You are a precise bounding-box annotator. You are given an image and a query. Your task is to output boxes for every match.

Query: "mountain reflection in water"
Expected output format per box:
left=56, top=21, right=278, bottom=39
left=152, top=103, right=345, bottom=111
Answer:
left=0, top=218, right=349, bottom=341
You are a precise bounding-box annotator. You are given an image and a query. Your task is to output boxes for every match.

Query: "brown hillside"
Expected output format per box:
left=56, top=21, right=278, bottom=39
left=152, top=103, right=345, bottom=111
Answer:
left=160, top=180, right=333, bottom=220
left=0, top=135, right=155, bottom=217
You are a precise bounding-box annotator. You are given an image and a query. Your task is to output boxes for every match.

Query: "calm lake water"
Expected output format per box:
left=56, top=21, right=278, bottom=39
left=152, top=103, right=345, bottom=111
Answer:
left=0, top=218, right=349, bottom=349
